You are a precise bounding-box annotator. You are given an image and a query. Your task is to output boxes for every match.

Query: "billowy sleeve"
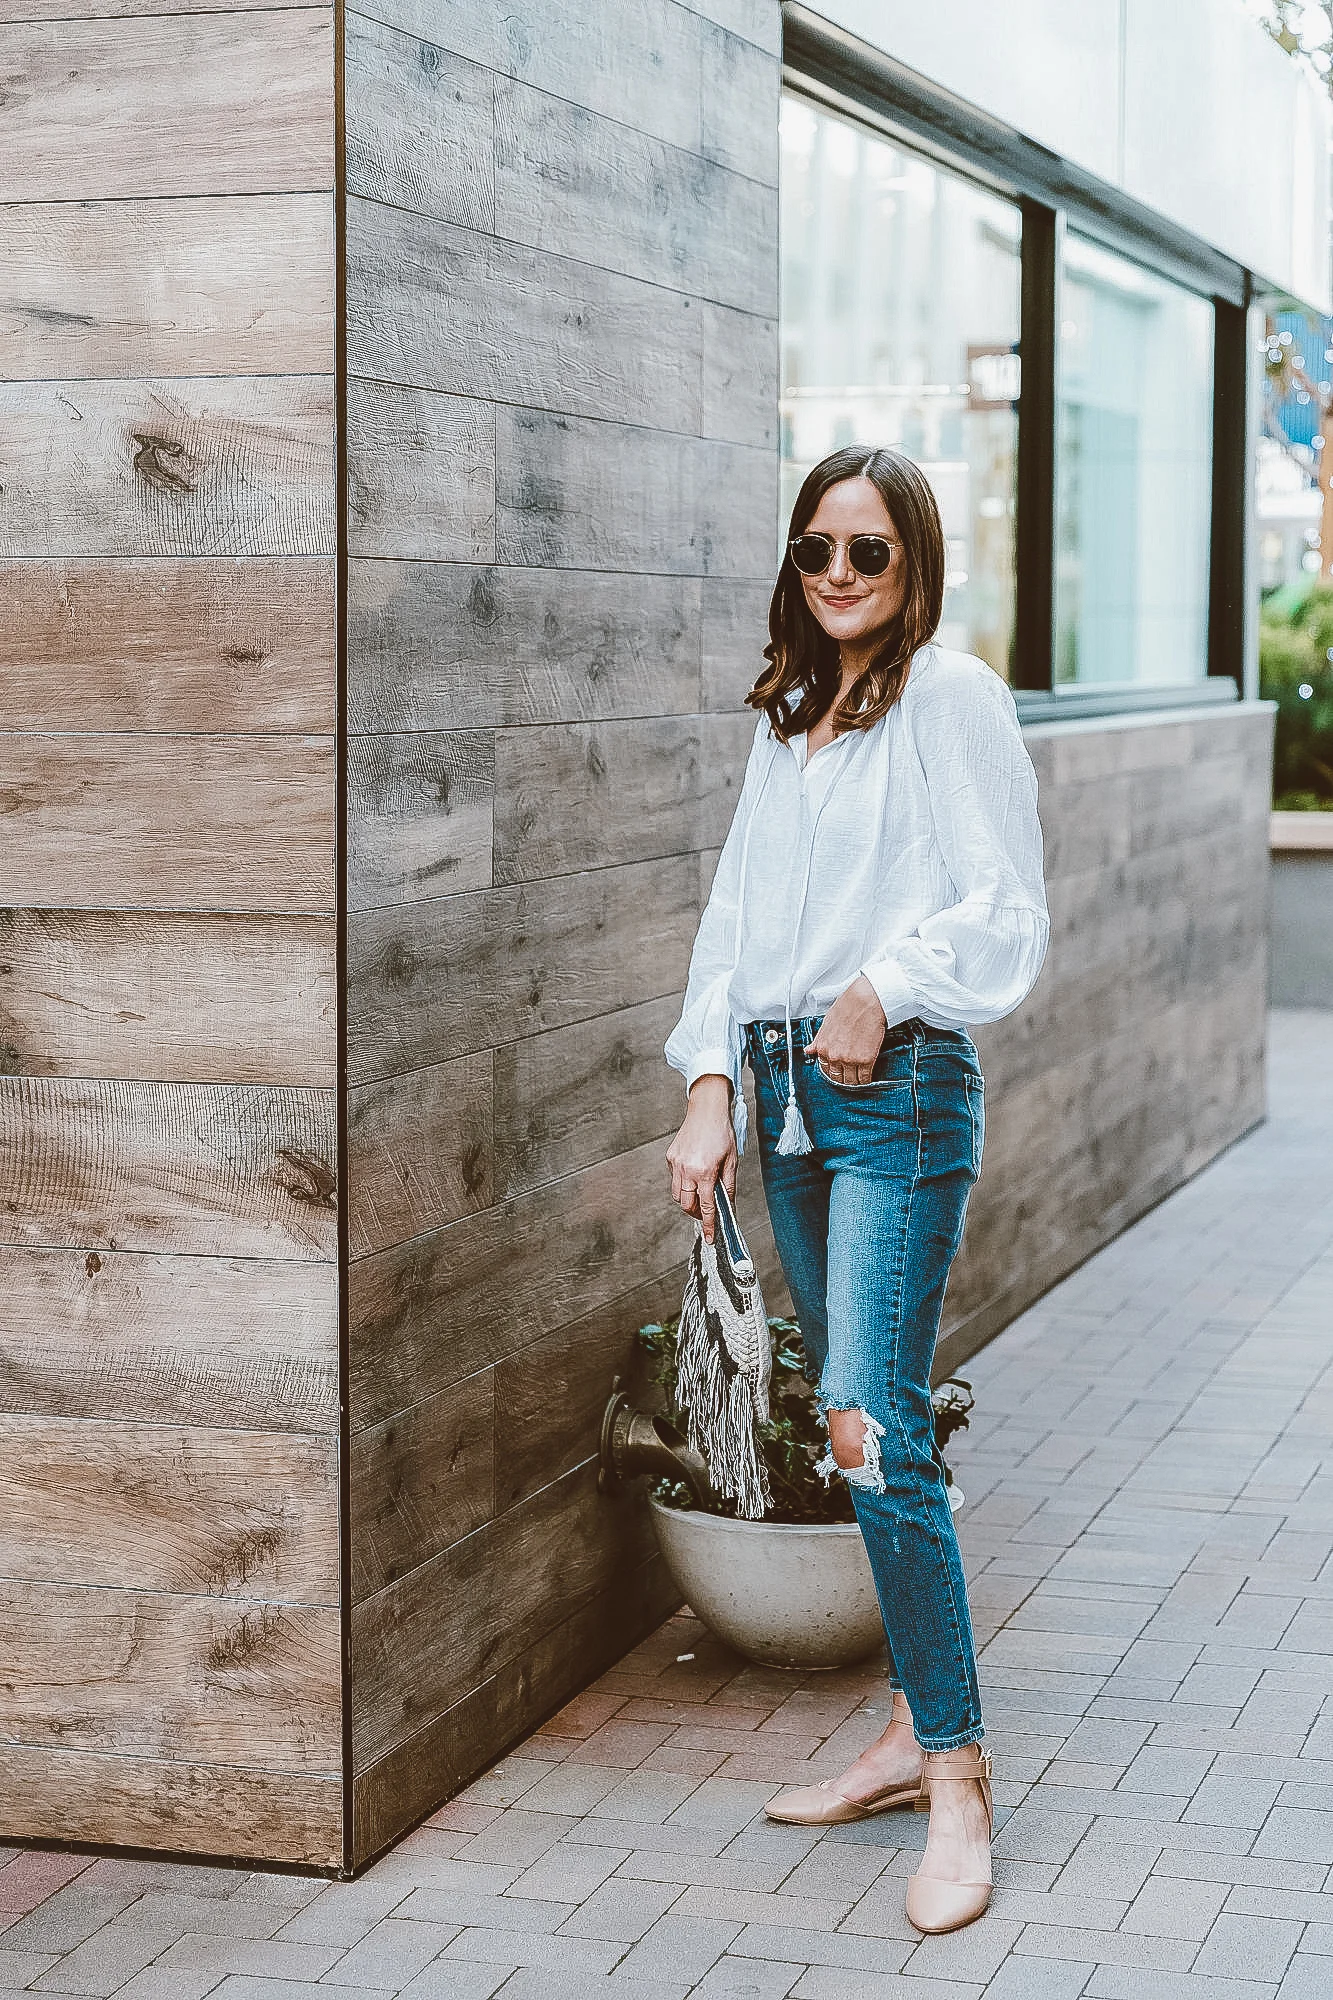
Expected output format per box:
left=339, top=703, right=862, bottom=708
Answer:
left=664, top=718, right=773, bottom=1140
left=861, top=662, right=1049, bottom=1029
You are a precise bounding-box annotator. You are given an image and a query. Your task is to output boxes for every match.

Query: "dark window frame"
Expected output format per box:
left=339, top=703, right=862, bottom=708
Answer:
left=781, top=3, right=1251, bottom=717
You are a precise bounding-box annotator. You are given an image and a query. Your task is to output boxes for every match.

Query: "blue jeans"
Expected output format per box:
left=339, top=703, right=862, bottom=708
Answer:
left=744, top=1014, right=986, bottom=1751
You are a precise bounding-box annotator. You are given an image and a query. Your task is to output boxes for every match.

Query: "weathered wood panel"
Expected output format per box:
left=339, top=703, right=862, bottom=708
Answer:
left=348, top=198, right=703, bottom=433
left=347, top=559, right=701, bottom=733
left=493, top=1269, right=682, bottom=1511
left=1, top=196, right=334, bottom=380
left=0, top=1742, right=341, bottom=1866
left=0, top=734, right=334, bottom=912
left=702, top=576, right=769, bottom=711
left=494, top=407, right=776, bottom=576
left=0, top=377, right=335, bottom=558
left=347, top=854, right=698, bottom=1081
left=351, top=1462, right=659, bottom=1768
left=0, top=558, right=335, bottom=733
left=0, top=1077, right=337, bottom=1257
left=0, top=1245, right=337, bottom=1430
left=351, top=1549, right=676, bottom=1868
left=492, top=994, right=682, bottom=1198
left=493, top=74, right=777, bottom=315
left=0, top=1580, right=340, bottom=1768
left=702, top=301, right=779, bottom=446
left=348, top=1051, right=493, bottom=1259
left=349, top=1137, right=692, bottom=1429
left=492, top=714, right=751, bottom=882
left=353, top=0, right=702, bottom=154
left=350, top=1368, right=494, bottom=1601
left=348, top=730, right=493, bottom=909
left=0, top=11, right=334, bottom=203
left=345, top=10, right=493, bottom=230
left=0, top=910, right=335, bottom=1084
left=0, top=1415, right=338, bottom=1596
left=0, top=0, right=322, bottom=16
left=347, top=377, right=494, bottom=562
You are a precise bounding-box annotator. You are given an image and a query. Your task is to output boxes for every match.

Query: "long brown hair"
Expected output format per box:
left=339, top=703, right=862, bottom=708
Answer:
left=749, top=446, right=945, bottom=741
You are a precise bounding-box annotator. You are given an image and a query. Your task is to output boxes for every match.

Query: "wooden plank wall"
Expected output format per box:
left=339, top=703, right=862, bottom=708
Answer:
left=0, top=1, right=342, bottom=1862
left=342, top=0, right=784, bottom=1864
left=938, top=703, right=1276, bottom=1380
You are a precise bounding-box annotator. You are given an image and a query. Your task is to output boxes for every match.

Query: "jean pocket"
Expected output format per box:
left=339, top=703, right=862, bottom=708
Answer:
left=811, top=1048, right=911, bottom=1092
left=964, top=1072, right=985, bottom=1176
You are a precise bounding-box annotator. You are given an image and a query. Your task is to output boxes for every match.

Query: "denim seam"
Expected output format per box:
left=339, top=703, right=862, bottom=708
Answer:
left=885, top=1033, right=983, bottom=1750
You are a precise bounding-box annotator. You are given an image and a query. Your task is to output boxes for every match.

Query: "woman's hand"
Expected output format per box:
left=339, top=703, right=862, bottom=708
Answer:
left=666, top=1075, right=737, bottom=1244
left=807, top=976, right=888, bottom=1085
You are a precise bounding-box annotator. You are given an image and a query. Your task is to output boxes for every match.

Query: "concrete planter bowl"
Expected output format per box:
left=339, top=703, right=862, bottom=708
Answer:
left=647, top=1495, right=884, bottom=1670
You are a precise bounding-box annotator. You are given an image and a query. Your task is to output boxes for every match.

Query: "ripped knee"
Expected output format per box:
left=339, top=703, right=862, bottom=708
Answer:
left=816, top=1406, right=888, bottom=1493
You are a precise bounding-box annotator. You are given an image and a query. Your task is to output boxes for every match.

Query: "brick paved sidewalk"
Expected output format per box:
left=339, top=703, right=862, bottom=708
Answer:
left=5, top=1008, right=1333, bottom=2000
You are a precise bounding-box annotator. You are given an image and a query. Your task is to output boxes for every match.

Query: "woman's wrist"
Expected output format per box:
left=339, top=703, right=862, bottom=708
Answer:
left=687, top=1073, right=733, bottom=1109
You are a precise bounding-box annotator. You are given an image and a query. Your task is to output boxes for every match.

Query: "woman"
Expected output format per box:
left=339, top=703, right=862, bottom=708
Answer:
left=663, top=445, right=1048, bottom=1935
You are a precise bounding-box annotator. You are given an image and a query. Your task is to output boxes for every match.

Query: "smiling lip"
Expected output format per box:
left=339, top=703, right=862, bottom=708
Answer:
left=821, top=594, right=861, bottom=608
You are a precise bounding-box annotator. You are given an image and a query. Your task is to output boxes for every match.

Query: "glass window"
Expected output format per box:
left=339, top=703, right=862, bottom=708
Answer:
left=1055, top=236, right=1214, bottom=687
left=779, top=95, right=1022, bottom=679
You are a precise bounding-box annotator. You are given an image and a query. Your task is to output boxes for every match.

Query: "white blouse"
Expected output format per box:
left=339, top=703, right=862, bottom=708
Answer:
left=664, top=644, right=1050, bottom=1148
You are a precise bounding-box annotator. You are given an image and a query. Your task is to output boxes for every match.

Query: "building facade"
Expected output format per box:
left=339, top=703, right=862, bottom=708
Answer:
left=1, top=0, right=1324, bottom=1871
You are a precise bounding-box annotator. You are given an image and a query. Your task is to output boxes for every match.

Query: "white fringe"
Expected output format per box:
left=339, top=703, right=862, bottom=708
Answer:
left=676, top=1232, right=773, bottom=1519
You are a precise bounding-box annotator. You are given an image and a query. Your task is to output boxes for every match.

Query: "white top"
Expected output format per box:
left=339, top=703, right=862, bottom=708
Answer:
left=664, top=645, right=1050, bottom=1141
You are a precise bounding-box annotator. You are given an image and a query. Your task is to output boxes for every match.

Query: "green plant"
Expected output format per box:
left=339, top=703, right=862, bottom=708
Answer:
left=1260, top=581, right=1333, bottom=807
left=636, top=1313, right=857, bottom=1525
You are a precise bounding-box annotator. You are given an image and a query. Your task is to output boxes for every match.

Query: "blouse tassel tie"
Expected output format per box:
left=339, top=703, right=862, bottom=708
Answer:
left=775, top=1008, right=813, bottom=1156
left=774, top=792, right=824, bottom=1158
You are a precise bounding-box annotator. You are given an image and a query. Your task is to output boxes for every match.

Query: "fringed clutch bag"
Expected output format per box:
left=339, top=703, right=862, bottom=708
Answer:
left=676, top=1182, right=773, bottom=1519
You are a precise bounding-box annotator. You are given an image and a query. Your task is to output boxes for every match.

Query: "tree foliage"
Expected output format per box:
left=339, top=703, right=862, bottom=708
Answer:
left=1253, top=0, right=1333, bottom=96
left=1260, top=581, right=1333, bottom=806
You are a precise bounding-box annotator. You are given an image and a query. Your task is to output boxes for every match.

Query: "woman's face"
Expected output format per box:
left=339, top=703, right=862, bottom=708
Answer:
left=798, top=476, right=908, bottom=654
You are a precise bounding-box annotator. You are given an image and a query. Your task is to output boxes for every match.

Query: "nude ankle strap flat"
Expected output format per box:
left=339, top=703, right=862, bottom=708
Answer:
left=904, top=1746, right=994, bottom=1935
left=764, top=1771, right=923, bottom=1825
left=766, top=1692, right=920, bottom=1825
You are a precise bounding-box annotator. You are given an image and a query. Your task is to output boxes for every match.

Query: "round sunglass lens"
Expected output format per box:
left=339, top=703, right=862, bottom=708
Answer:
left=848, top=536, right=893, bottom=576
left=789, top=534, right=833, bottom=574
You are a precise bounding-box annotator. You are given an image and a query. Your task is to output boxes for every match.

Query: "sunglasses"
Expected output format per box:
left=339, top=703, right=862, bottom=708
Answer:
left=788, top=532, right=897, bottom=579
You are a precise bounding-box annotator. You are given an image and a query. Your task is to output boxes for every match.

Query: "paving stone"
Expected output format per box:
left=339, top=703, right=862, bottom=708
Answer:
left=0, top=1950, right=61, bottom=1987
left=691, top=1955, right=802, bottom=1997
left=396, top=1964, right=512, bottom=1999
left=1192, top=1913, right=1305, bottom=1982
left=506, top=1844, right=630, bottom=1904
left=613, top=1912, right=743, bottom=1984
left=323, top=1914, right=463, bottom=1988
left=1011, top=1924, right=1195, bottom=1973
left=394, top=1890, right=573, bottom=1933
left=790, top=1971, right=982, bottom=2000
left=555, top=1875, right=682, bottom=1942
left=982, top=1958, right=1096, bottom=1999
left=1254, top=1809, right=1333, bottom=1864
left=276, top=1879, right=436, bottom=1942
left=514, top=1766, right=631, bottom=1816
left=1120, top=1873, right=1228, bottom=1940
left=1084, top=1966, right=1278, bottom=1999
left=730, top=1922, right=912, bottom=1972
left=107, top=1972, right=228, bottom=2000
left=151, top=1934, right=343, bottom=1978
left=901, top=1914, right=1025, bottom=1983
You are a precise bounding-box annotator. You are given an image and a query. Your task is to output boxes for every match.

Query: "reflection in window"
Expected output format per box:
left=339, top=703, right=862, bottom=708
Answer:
left=1055, top=237, right=1214, bottom=687
left=779, top=95, right=1021, bottom=678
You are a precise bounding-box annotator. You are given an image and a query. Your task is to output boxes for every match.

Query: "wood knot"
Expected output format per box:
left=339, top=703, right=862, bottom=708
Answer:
left=85, top=1252, right=102, bottom=1276
left=204, top=1526, right=285, bottom=1595
left=132, top=432, right=197, bottom=495
left=208, top=1604, right=285, bottom=1673
left=379, top=939, right=419, bottom=991
left=224, top=645, right=265, bottom=667
left=275, top=1148, right=338, bottom=1209
left=0, top=1041, right=22, bottom=1076
left=460, top=1140, right=487, bottom=1196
